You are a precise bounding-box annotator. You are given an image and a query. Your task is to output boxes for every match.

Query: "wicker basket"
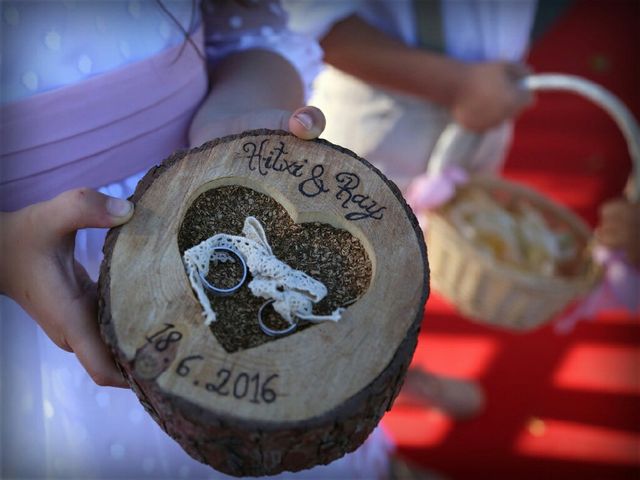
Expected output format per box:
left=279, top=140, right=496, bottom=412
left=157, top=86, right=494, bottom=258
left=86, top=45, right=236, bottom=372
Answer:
left=425, top=176, right=596, bottom=330
left=424, top=74, right=640, bottom=331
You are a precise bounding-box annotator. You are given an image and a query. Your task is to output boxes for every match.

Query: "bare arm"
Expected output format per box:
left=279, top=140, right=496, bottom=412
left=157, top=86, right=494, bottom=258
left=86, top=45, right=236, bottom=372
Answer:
left=189, top=49, right=325, bottom=146
left=321, top=15, right=533, bottom=132
left=322, top=14, right=467, bottom=107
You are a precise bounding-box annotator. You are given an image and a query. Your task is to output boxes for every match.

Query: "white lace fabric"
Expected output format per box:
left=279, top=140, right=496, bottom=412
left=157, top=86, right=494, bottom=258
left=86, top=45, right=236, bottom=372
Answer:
left=183, top=217, right=344, bottom=327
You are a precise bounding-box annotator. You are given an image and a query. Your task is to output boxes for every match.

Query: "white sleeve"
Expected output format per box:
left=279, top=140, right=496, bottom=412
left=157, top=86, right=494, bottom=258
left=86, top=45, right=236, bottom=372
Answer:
left=202, top=0, right=322, bottom=100
left=442, top=0, right=538, bottom=62
left=282, top=0, right=364, bottom=40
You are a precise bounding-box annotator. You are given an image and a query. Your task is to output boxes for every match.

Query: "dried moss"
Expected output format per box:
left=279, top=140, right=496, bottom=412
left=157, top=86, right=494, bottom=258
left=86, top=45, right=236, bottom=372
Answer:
left=178, top=185, right=372, bottom=353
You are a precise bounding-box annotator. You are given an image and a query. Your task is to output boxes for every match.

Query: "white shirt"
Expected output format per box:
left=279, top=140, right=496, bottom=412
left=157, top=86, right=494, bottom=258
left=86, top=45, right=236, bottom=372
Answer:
left=284, top=0, right=537, bottom=62
left=283, top=0, right=538, bottom=189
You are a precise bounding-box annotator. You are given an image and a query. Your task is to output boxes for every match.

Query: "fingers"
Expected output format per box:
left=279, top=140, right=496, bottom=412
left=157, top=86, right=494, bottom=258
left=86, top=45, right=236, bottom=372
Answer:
left=37, top=188, right=134, bottom=238
left=63, top=280, right=129, bottom=388
left=72, top=321, right=129, bottom=388
left=508, top=88, right=534, bottom=121
left=596, top=198, right=640, bottom=266
left=515, top=84, right=535, bottom=111
left=597, top=200, right=632, bottom=247
left=27, top=256, right=128, bottom=388
left=506, top=62, right=532, bottom=81
left=499, top=62, right=535, bottom=113
left=595, top=199, right=640, bottom=260
left=190, top=106, right=327, bottom=146
left=453, top=62, right=534, bottom=132
left=288, top=106, right=326, bottom=140
left=504, top=62, right=535, bottom=110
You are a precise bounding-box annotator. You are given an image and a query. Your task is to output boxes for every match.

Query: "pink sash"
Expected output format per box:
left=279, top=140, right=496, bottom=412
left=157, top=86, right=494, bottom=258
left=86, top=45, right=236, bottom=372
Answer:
left=0, top=27, right=208, bottom=211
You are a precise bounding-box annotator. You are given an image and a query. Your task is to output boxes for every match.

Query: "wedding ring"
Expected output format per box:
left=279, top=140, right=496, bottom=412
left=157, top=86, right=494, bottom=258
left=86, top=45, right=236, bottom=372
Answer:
left=258, top=299, right=297, bottom=337
left=198, top=247, right=247, bottom=296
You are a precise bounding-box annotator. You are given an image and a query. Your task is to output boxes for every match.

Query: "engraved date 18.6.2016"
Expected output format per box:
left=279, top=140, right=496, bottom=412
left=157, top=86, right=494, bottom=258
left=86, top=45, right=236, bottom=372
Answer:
left=143, top=323, right=281, bottom=405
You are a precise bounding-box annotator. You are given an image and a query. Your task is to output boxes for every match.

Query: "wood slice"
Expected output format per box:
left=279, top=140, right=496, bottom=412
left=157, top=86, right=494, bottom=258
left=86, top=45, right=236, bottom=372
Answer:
left=98, top=129, right=429, bottom=476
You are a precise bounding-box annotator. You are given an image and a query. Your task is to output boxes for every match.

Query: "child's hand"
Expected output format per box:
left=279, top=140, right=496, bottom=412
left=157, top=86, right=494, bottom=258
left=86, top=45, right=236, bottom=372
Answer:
left=452, top=62, right=534, bottom=132
left=188, top=49, right=325, bottom=148
left=0, top=188, right=134, bottom=388
left=595, top=198, right=640, bottom=266
left=189, top=105, right=326, bottom=148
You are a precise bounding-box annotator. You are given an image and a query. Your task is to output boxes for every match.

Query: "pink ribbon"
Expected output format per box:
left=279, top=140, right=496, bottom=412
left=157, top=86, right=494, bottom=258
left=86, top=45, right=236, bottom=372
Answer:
left=405, top=166, right=469, bottom=213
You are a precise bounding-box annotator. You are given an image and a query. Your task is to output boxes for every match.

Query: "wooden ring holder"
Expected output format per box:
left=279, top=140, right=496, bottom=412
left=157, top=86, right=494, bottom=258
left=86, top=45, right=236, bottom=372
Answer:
left=98, top=130, right=429, bottom=476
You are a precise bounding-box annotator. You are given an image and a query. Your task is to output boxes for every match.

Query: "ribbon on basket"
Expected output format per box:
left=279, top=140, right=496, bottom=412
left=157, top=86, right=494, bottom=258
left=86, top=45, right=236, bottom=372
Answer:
left=405, top=122, right=478, bottom=221
left=405, top=166, right=469, bottom=214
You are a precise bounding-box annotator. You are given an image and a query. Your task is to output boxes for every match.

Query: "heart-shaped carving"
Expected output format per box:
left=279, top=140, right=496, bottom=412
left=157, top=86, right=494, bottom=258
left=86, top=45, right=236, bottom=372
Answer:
left=178, top=185, right=372, bottom=353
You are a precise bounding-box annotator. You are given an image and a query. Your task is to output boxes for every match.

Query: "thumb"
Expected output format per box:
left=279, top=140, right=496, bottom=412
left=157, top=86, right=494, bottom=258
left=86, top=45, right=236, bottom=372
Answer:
left=37, top=188, right=134, bottom=238
left=287, top=106, right=326, bottom=140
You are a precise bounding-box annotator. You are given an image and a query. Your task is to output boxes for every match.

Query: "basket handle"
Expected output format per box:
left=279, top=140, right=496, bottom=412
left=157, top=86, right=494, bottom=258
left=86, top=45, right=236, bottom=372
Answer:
left=426, top=73, right=640, bottom=202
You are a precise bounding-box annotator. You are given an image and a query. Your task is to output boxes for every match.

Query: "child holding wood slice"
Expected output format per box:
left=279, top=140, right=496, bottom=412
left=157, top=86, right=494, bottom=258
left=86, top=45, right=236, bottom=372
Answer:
left=0, top=1, right=399, bottom=479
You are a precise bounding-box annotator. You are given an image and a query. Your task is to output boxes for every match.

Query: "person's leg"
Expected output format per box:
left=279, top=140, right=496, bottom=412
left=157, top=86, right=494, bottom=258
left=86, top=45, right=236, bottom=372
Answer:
left=396, top=368, right=485, bottom=420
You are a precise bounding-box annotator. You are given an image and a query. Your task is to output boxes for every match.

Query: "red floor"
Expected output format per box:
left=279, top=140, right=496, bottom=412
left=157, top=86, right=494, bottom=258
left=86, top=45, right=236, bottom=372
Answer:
left=384, top=1, right=640, bottom=478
